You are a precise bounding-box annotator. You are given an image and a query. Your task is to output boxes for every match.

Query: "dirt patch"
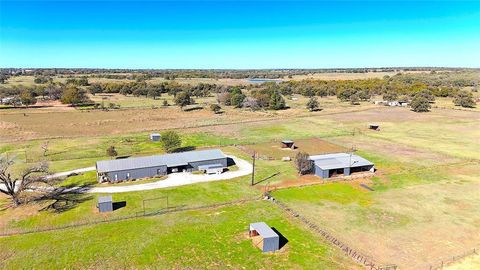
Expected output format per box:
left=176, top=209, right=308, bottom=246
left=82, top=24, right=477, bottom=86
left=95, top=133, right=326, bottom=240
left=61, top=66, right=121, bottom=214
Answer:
left=243, top=138, right=346, bottom=160
left=259, top=174, right=374, bottom=191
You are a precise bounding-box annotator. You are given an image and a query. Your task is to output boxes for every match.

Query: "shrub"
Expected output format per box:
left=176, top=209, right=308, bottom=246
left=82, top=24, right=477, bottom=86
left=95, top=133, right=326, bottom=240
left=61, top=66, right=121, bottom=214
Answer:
left=160, top=131, right=181, bottom=153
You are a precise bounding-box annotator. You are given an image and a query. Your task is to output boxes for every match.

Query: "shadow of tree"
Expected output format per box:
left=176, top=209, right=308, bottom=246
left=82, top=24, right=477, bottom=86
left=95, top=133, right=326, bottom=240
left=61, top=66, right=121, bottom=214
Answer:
left=34, top=183, right=94, bottom=213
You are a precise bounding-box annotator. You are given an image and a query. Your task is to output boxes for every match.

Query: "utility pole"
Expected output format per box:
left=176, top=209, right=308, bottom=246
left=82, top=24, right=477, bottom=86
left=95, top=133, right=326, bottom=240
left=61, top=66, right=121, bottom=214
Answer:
left=251, top=151, right=256, bottom=186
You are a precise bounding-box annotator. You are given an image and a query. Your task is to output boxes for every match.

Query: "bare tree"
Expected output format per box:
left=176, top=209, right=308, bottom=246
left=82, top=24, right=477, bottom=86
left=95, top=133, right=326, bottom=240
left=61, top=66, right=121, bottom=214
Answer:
left=295, top=152, right=313, bottom=175
left=41, top=141, right=49, bottom=156
left=0, top=155, right=52, bottom=207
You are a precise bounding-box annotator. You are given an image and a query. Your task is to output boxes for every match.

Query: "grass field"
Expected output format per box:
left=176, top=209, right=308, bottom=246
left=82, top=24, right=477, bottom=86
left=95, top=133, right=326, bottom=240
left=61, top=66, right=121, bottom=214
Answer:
left=0, top=92, right=478, bottom=269
left=0, top=201, right=357, bottom=269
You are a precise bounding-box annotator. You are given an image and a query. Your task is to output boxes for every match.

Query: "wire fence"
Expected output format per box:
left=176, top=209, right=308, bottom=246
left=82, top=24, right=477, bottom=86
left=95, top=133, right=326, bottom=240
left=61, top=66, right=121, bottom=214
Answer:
left=0, top=196, right=261, bottom=237
left=267, top=194, right=397, bottom=270
left=428, top=248, right=478, bottom=270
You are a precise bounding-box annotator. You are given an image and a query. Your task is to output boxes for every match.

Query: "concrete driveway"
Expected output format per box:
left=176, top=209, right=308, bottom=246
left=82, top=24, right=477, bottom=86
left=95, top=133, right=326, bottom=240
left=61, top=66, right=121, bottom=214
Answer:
left=87, top=155, right=252, bottom=193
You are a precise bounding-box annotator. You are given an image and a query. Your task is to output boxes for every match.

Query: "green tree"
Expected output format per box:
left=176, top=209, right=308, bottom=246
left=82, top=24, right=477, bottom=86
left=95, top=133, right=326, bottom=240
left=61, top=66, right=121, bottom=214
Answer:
left=383, top=92, right=398, bottom=102
left=88, top=84, right=103, bottom=95
left=61, top=86, right=90, bottom=105
left=268, top=90, right=286, bottom=110
left=230, top=92, right=246, bottom=108
left=160, top=131, right=181, bottom=153
left=147, top=87, right=161, bottom=100
left=106, top=146, right=118, bottom=159
left=453, top=90, right=475, bottom=108
left=410, top=95, right=431, bottom=112
left=415, top=89, right=435, bottom=102
left=19, top=90, right=37, bottom=107
left=174, top=91, right=193, bottom=109
left=306, top=96, right=319, bottom=111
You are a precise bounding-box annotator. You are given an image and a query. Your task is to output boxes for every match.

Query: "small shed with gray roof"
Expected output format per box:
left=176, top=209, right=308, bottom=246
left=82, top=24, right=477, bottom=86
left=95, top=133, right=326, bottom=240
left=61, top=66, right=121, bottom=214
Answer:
left=310, top=153, right=374, bottom=178
left=96, top=149, right=228, bottom=182
left=249, top=222, right=280, bottom=252
left=97, top=196, right=113, bottom=212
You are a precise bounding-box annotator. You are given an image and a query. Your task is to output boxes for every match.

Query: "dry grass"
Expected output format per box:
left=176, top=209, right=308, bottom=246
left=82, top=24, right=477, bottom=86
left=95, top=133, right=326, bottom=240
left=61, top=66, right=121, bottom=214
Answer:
left=243, top=138, right=346, bottom=160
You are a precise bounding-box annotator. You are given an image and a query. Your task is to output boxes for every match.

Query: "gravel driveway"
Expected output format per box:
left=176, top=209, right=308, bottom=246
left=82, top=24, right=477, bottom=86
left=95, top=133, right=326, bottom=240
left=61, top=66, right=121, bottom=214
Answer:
left=87, top=155, right=252, bottom=193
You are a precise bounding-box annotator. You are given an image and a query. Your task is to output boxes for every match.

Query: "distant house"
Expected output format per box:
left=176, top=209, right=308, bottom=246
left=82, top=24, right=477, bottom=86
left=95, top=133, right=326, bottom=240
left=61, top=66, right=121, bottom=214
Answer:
left=281, top=140, right=295, bottom=149
left=310, top=153, right=374, bottom=178
left=249, top=222, right=280, bottom=252
left=96, top=149, right=228, bottom=182
left=150, top=133, right=161, bottom=141
left=388, top=101, right=401, bottom=107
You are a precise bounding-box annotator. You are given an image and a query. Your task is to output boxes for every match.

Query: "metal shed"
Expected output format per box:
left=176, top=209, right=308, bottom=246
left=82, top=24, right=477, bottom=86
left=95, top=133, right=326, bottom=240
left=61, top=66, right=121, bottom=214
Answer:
left=249, top=222, right=280, bottom=252
left=281, top=140, right=295, bottom=149
left=96, top=149, right=228, bottom=182
left=98, top=196, right=113, bottom=212
left=150, top=133, right=161, bottom=141
left=310, top=153, right=374, bottom=179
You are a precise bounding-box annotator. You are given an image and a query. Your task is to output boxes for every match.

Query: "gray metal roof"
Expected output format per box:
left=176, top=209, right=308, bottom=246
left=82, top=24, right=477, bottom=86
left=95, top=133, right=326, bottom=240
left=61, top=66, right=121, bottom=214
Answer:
left=310, top=153, right=373, bottom=170
left=96, top=149, right=226, bottom=173
left=281, top=140, right=294, bottom=144
left=98, top=196, right=112, bottom=203
left=198, top=163, right=225, bottom=170
left=250, top=222, right=279, bottom=238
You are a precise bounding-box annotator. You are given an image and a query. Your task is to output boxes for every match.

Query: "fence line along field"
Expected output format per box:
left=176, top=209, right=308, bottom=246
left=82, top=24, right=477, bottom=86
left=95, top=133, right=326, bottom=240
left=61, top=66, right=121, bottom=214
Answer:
left=0, top=70, right=479, bottom=269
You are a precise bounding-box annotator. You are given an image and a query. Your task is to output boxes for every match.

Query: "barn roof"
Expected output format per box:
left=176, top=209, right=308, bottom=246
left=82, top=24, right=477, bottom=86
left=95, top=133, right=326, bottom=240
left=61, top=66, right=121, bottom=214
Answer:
left=310, top=153, right=373, bottom=170
left=96, top=149, right=226, bottom=173
left=250, top=222, right=279, bottom=238
left=98, top=196, right=112, bottom=203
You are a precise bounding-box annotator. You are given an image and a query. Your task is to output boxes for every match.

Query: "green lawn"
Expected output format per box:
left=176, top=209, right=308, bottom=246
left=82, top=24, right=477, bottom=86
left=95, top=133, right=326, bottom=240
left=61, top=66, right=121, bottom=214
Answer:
left=0, top=201, right=356, bottom=269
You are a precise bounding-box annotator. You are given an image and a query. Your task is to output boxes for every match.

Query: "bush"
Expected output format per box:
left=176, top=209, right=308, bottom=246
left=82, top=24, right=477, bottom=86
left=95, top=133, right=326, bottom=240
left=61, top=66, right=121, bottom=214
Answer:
left=410, top=95, right=431, bottom=112
left=174, top=91, right=194, bottom=109
left=350, top=94, right=360, bottom=105
left=269, top=90, right=286, bottom=110
left=160, top=131, right=181, bottom=153
left=210, top=104, right=221, bottom=114
left=453, top=90, right=475, bottom=108
left=306, top=96, right=319, bottom=111
left=295, top=152, right=312, bottom=175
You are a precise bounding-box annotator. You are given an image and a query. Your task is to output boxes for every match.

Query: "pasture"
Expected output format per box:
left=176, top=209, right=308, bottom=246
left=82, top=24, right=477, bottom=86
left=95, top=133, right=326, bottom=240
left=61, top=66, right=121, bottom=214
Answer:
left=0, top=94, right=478, bottom=269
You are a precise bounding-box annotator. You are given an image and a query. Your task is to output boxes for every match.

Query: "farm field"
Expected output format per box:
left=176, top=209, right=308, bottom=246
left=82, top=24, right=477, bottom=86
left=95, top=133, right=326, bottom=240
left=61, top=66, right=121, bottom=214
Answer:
left=0, top=96, right=478, bottom=269
left=0, top=201, right=357, bottom=269
left=270, top=111, right=480, bottom=269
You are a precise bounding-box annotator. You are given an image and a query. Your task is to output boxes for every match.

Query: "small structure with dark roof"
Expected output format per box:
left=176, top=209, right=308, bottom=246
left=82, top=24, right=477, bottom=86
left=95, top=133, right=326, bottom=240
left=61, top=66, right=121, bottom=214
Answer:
left=97, top=196, right=113, bottom=213
left=368, top=123, right=380, bottom=130
left=249, top=222, right=280, bottom=252
left=310, top=153, right=374, bottom=178
left=150, top=133, right=161, bottom=141
left=280, top=140, right=295, bottom=149
left=96, top=149, right=228, bottom=182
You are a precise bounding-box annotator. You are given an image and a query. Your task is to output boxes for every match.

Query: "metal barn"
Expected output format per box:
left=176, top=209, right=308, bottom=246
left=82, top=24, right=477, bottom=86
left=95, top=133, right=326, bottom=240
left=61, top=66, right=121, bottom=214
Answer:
left=96, top=149, right=228, bottom=182
left=98, top=196, right=113, bottom=212
left=249, top=222, right=280, bottom=252
left=310, top=153, right=374, bottom=179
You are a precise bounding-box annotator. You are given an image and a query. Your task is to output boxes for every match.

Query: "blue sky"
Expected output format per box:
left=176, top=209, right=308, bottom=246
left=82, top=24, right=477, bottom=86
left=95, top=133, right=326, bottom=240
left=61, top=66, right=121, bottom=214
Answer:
left=1, top=1, right=479, bottom=68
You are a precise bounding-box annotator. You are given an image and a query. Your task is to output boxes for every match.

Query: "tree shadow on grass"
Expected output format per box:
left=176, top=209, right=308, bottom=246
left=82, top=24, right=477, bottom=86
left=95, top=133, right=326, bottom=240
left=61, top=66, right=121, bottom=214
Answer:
left=34, top=183, right=94, bottom=213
